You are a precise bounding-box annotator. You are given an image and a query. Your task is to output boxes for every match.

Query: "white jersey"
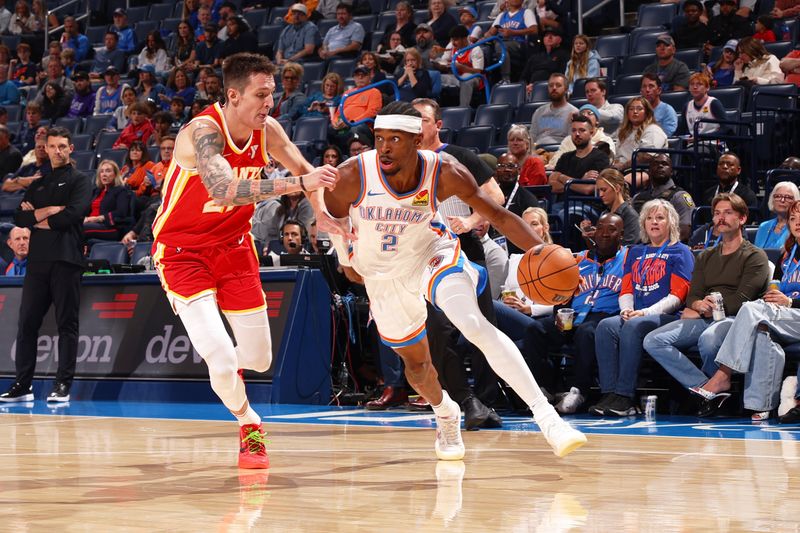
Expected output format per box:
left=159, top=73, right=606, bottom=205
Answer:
left=685, top=95, right=720, bottom=136
left=349, top=149, right=456, bottom=280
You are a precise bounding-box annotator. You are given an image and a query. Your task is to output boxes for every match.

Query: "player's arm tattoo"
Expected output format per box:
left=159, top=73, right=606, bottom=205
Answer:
left=192, top=122, right=302, bottom=206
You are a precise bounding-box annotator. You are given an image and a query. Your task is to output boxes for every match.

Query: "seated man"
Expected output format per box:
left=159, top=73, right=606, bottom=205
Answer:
left=275, top=3, right=321, bottom=66
left=90, top=32, right=126, bottom=79
left=267, top=219, right=311, bottom=265
left=701, top=152, right=757, bottom=207
left=643, top=193, right=770, bottom=417
left=2, top=136, right=49, bottom=193
left=1, top=226, right=30, bottom=276
left=524, top=213, right=627, bottom=413
left=67, top=71, right=95, bottom=118
left=643, top=34, right=690, bottom=92
left=548, top=113, right=610, bottom=195
left=530, top=73, right=577, bottom=148
left=318, top=3, right=364, bottom=61
left=632, top=154, right=695, bottom=242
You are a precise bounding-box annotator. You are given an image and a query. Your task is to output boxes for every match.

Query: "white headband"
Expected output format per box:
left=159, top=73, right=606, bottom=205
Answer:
left=373, top=115, right=422, bottom=134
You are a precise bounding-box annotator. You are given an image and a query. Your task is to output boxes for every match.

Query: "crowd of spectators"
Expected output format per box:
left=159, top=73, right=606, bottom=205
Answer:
left=0, top=0, right=799, bottom=421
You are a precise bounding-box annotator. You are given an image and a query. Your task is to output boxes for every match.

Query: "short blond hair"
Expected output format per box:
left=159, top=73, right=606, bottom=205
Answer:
left=638, top=199, right=680, bottom=244
left=522, top=206, right=552, bottom=244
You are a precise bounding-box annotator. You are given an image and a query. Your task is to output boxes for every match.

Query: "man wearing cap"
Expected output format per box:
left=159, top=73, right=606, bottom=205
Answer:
left=110, top=8, right=136, bottom=56
left=66, top=72, right=95, bottom=118
left=319, top=3, right=364, bottom=61
left=90, top=31, right=126, bottom=80
left=672, top=0, right=710, bottom=50
left=548, top=104, right=616, bottom=169
left=644, top=34, right=691, bottom=92
left=459, top=6, right=483, bottom=43
left=193, top=24, right=224, bottom=69
left=485, top=0, right=538, bottom=83
left=708, top=0, right=751, bottom=47
left=584, top=78, right=623, bottom=136
left=521, top=27, right=569, bottom=86
left=412, top=24, right=435, bottom=69
left=275, top=3, right=321, bottom=65
left=94, top=67, right=128, bottom=115
left=59, top=16, right=90, bottom=63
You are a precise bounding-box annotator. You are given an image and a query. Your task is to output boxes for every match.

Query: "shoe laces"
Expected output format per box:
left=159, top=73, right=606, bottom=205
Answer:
left=438, top=415, right=462, bottom=447
left=241, top=427, right=270, bottom=454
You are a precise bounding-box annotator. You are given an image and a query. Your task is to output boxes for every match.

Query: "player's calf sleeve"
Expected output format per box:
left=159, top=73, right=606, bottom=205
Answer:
left=178, top=296, right=247, bottom=412
left=434, top=275, right=550, bottom=411
left=226, top=310, right=273, bottom=373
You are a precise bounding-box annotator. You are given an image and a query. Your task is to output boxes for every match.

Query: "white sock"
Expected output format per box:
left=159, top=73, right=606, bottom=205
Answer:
left=431, top=390, right=458, bottom=418
left=235, top=405, right=262, bottom=427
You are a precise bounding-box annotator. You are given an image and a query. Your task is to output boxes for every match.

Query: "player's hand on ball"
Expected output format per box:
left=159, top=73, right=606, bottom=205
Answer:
left=304, top=165, right=339, bottom=191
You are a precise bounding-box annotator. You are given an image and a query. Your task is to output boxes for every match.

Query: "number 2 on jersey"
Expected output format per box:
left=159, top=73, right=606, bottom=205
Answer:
left=381, top=234, right=398, bottom=252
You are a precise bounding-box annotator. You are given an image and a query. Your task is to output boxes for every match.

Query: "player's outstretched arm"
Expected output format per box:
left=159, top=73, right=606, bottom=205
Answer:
left=437, top=155, right=543, bottom=251
left=321, top=157, right=363, bottom=264
left=190, top=120, right=337, bottom=206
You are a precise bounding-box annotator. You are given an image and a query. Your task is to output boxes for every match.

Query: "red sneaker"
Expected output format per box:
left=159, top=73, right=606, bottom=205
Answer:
left=237, top=369, right=244, bottom=382
left=238, top=423, right=270, bottom=469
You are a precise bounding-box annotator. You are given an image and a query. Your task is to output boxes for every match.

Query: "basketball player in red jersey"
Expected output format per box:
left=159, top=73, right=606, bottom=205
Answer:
left=323, top=101, right=586, bottom=460
left=152, top=53, right=338, bottom=469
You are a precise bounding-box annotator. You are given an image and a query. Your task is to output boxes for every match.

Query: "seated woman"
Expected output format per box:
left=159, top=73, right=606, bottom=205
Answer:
left=270, top=62, right=306, bottom=119
left=755, top=181, right=800, bottom=249
left=321, top=144, right=343, bottom=167
left=302, top=73, right=344, bottom=118
left=707, top=40, right=738, bottom=88
left=160, top=66, right=196, bottom=111
left=376, top=31, right=407, bottom=74
left=613, top=97, right=667, bottom=186
left=507, top=125, right=547, bottom=187
left=84, top=160, right=131, bottom=242
left=359, top=51, right=391, bottom=97
left=580, top=168, right=640, bottom=246
left=120, top=140, right=156, bottom=199
left=397, top=48, right=432, bottom=102
left=734, top=36, right=785, bottom=86
left=700, top=200, right=800, bottom=421
left=564, top=34, right=600, bottom=94
left=590, top=200, right=694, bottom=416
left=39, top=81, right=70, bottom=121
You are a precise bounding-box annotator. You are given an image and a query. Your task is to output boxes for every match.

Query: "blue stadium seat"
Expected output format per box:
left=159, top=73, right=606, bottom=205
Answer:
left=3, top=105, right=21, bottom=122
left=258, top=24, right=284, bottom=45
left=631, top=28, right=666, bottom=55
left=515, top=102, right=546, bottom=123
left=637, top=3, right=677, bottom=28
left=377, top=12, right=396, bottom=31
left=99, top=148, right=127, bottom=168
left=148, top=4, right=173, bottom=21
left=473, top=104, right=513, bottom=129
left=709, top=86, right=744, bottom=110
left=302, top=62, right=325, bottom=85
left=89, top=242, right=128, bottom=264
left=71, top=134, right=92, bottom=151
left=529, top=80, right=549, bottom=102
left=368, top=30, right=384, bottom=51
left=413, top=10, right=428, bottom=24
left=243, top=9, right=268, bottom=30
left=455, top=125, right=493, bottom=152
left=268, top=6, right=290, bottom=25
left=84, top=115, right=111, bottom=139
left=95, top=131, right=119, bottom=152
left=441, top=106, right=472, bottom=129
left=490, top=83, right=525, bottom=107
left=54, top=117, right=82, bottom=135
left=765, top=41, right=793, bottom=60
left=354, top=15, right=378, bottom=32
left=599, top=56, right=617, bottom=81
left=86, top=25, right=107, bottom=45
left=429, top=69, right=442, bottom=98
left=328, top=58, right=356, bottom=78
left=660, top=91, right=691, bottom=113
left=126, top=6, right=148, bottom=24
left=131, top=241, right=153, bottom=265
left=621, top=53, right=655, bottom=75
left=160, top=18, right=182, bottom=37
left=276, top=116, right=293, bottom=138
left=72, top=150, right=96, bottom=171
left=134, top=21, right=158, bottom=44
left=674, top=48, right=701, bottom=71
left=438, top=127, right=453, bottom=144
left=595, top=34, right=629, bottom=58
left=477, top=1, right=496, bottom=21
left=614, top=74, right=644, bottom=96
left=292, top=116, right=329, bottom=143
left=317, top=18, right=338, bottom=37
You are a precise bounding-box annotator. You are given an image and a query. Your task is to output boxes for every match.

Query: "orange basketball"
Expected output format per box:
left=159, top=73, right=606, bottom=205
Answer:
left=516, top=244, right=580, bottom=305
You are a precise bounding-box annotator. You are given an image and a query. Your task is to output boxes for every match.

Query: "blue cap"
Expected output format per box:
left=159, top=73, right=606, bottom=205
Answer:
left=459, top=5, right=478, bottom=18
left=139, top=64, right=156, bottom=74
left=579, top=103, right=601, bottom=119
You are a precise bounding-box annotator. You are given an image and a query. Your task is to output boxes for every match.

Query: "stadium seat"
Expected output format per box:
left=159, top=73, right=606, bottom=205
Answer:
left=455, top=125, right=493, bottom=152
left=631, top=28, right=666, bottom=55
left=134, top=20, right=158, bottom=44
left=441, top=106, right=472, bottom=129
left=126, top=6, right=148, bottom=24
left=621, top=53, right=655, bottom=75
left=529, top=80, right=549, bottom=102
left=674, top=48, right=701, bottom=70
left=614, top=74, right=644, bottom=96
left=302, top=62, right=325, bottom=85
left=599, top=56, right=618, bottom=80
left=99, top=149, right=127, bottom=168
left=160, top=18, right=182, bottom=37
left=765, top=41, right=793, bottom=60
left=490, top=83, right=525, bottom=107
left=571, top=77, right=605, bottom=99
left=353, top=15, right=377, bottom=32
left=54, top=117, right=82, bottom=135
left=637, top=3, right=677, bottom=28
left=72, top=151, right=96, bottom=171
left=89, top=242, right=128, bottom=264
left=268, top=6, right=290, bottom=25
left=377, top=12, right=395, bottom=31
left=86, top=25, right=107, bottom=45
left=709, top=86, right=744, bottom=111
left=595, top=34, right=629, bottom=58
left=148, top=4, right=173, bottom=21
left=328, top=58, right=356, bottom=78
left=95, top=131, right=119, bottom=152
left=473, top=104, right=514, bottom=129
left=429, top=69, right=442, bottom=98
left=317, top=18, right=338, bottom=37
left=661, top=91, right=691, bottom=113
left=131, top=241, right=153, bottom=265
left=243, top=9, right=268, bottom=29
left=3, top=105, right=20, bottom=122
left=258, top=24, right=283, bottom=45
left=292, top=116, right=329, bottom=143
left=515, top=102, right=546, bottom=124
left=71, top=134, right=92, bottom=151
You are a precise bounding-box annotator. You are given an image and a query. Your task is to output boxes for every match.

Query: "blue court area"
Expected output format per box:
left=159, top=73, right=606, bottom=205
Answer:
left=2, top=399, right=799, bottom=442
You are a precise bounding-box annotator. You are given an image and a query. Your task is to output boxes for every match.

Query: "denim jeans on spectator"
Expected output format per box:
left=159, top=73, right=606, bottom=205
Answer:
left=642, top=317, right=734, bottom=390
left=595, top=314, right=680, bottom=398
left=714, top=301, right=800, bottom=411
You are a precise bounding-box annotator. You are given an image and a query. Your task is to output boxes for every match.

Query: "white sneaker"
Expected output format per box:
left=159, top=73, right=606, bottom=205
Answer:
left=555, top=387, right=585, bottom=414
left=779, top=376, right=798, bottom=417
left=435, top=412, right=465, bottom=461
left=538, top=412, right=587, bottom=458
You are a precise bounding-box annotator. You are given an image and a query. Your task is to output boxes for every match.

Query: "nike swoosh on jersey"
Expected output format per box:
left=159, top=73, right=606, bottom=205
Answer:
left=366, top=190, right=385, bottom=197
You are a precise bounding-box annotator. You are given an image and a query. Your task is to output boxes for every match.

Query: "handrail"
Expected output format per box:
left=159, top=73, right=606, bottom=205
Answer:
left=44, top=0, right=91, bottom=48
left=337, top=79, right=400, bottom=128
left=576, top=0, right=625, bottom=36
left=450, top=35, right=506, bottom=104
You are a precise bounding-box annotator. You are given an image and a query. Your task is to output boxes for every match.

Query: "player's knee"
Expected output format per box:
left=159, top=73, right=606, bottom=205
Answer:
left=403, top=358, right=431, bottom=384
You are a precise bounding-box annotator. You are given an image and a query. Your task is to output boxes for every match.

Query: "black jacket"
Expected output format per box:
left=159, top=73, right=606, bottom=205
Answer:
left=15, top=163, right=92, bottom=266
left=87, top=185, right=132, bottom=229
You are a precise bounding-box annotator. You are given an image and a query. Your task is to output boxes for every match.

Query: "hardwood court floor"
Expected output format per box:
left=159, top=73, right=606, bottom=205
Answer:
left=1, top=409, right=800, bottom=533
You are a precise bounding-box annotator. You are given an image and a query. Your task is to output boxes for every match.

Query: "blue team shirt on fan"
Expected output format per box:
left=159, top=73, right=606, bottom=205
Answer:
left=623, top=242, right=694, bottom=311
left=496, top=10, right=530, bottom=42
left=571, top=248, right=628, bottom=322
left=779, top=247, right=800, bottom=298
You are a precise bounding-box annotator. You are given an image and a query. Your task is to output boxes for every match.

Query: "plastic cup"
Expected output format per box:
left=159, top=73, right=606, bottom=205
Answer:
left=557, top=308, right=575, bottom=331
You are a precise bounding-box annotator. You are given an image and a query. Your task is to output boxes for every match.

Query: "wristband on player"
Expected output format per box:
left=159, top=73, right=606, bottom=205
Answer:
left=300, top=175, right=307, bottom=192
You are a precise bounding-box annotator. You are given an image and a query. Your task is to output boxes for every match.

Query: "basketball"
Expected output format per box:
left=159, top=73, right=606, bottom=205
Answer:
left=516, top=244, right=580, bottom=305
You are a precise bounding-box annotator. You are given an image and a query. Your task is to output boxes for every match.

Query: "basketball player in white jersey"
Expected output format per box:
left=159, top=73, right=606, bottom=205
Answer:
left=155, top=53, right=338, bottom=469
left=323, top=102, right=587, bottom=460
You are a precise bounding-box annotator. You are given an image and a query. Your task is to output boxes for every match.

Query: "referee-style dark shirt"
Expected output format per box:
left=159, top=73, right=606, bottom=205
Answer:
left=15, top=164, right=92, bottom=266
